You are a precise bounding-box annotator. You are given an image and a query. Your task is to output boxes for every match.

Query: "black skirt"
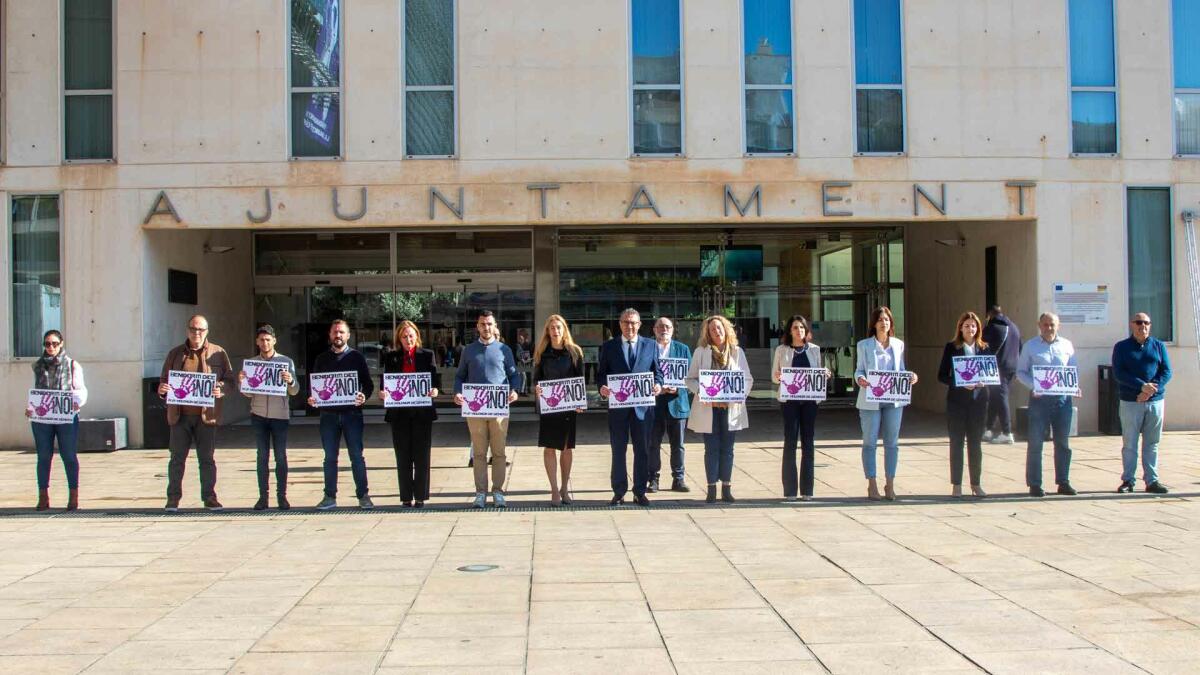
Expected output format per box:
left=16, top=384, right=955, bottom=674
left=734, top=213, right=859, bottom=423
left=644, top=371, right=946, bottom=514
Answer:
left=538, top=411, right=577, bottom=450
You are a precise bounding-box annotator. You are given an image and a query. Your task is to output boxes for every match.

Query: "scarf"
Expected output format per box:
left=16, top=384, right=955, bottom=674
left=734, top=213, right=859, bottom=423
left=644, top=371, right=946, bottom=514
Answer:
left=33, top=352, right=74, bottom=391
left=710, top=343, right=731, bottom=370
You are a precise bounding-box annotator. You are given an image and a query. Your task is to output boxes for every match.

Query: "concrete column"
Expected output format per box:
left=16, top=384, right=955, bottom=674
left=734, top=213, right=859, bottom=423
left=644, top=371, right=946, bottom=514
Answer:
left=533, top=228, right=559, bottom=333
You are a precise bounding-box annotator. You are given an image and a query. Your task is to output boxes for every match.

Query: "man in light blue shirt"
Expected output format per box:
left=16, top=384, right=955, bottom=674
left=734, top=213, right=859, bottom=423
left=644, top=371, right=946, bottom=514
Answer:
left=454, top=310, right=522, bottom=508
left=1016, top=312, right=1078, bottom=497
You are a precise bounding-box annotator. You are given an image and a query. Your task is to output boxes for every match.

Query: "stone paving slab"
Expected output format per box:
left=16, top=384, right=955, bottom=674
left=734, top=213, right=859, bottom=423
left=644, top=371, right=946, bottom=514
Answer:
left=0, top=409, right=1197, bottom=673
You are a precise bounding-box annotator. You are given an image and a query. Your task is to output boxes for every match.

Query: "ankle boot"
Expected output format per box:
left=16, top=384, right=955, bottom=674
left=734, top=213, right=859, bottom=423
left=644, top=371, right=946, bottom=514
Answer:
left=721, top=483, right=735, bottom=503
left=705, top=484, right=717, bottom=504
left=66, top=489, right=79, bottom=512
left=36, top=488, right=50, bottom=511
left=277, top=491, right=290, bottom=511
left=253, top=493, right=269, bottom=511
left=867, top=479, right=881, bottom=501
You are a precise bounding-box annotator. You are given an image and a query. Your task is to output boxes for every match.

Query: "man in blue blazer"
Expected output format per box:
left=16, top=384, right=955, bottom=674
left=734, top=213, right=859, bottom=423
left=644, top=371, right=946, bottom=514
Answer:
left=597, top=308, right=663, bottom=506
left=648, top=316, right=691, bottom=493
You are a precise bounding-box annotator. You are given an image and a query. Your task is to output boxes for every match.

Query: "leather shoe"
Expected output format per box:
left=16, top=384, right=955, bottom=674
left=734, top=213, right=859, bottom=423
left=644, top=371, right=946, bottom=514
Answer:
left=1117, top=480, right=1134, bottom=493
left=1056, top=483, right=1077, bottom=496
left=670, top=478, right=690, bottom=492
left=1028, top=486, right=1045, bottom=497
left=609, top=496, right=624, bottom=506
left=634, top=494, right=650, bottom=507
left=1146, top=482, right=1169, bottom=494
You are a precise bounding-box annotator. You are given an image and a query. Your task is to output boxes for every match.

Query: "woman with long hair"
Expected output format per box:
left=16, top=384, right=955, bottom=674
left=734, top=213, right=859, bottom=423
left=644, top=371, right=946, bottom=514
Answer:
left=25, top=329, right=87, bottom=511
left=771, top=315, right=827, bottom=501
left=686, top=315, right=755, bottom=504
left=532, top=314, right=585, bottom=506
left=854, top=307, right=918, bottom=501
left=379, top=321, right=440, bottom=507
left=937, top=312, right=990, bottom=498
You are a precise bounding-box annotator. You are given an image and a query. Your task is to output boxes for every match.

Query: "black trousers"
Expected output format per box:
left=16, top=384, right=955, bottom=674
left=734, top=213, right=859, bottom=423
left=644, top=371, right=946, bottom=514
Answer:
left=986, top=374, right=1013, bottom=435
left=390, top=417, right=433, bottom=502
left=782, top=401, right=818, bottom=497
left=167, top=415, right=217, bottom=501
left=648, top=396, right=686, bottom=482
left=947, top=397, right=987, bottom=486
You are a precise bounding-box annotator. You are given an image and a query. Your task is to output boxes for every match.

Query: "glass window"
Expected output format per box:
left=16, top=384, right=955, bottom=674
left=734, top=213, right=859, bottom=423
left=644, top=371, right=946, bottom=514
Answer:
left=1127, top=188, right=1173, bottom=342
left=289, top=0, right=342, bottom=158
left=1174, top=1, right=1200, bottom=154
left=11, top=196, right=62, bottom=357
left=853, top=0, right=904, bottom=154
left=255, top=233, right=390, bottom=276
left=743, top=0, right=793, bottom=155
left=395, top=232, right=532, bottom=274
left=405, top=0, right=456, bottom=157
left=63, top=0, right=113, bottom=161
left=632, top=0, right=683, bottom=155
left=1068, top=0, right=1117, bottom=154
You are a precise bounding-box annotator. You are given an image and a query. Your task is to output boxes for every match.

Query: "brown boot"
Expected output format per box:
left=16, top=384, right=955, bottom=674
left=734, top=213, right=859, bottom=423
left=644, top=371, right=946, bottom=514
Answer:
left=36, top=488, right=50, bottom=511
left=66, top=489, right=79, bottom=512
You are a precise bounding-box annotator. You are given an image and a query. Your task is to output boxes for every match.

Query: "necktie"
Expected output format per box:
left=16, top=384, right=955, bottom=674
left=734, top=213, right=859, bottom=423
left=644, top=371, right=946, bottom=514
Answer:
left=626, top=341, right=636, bottom=369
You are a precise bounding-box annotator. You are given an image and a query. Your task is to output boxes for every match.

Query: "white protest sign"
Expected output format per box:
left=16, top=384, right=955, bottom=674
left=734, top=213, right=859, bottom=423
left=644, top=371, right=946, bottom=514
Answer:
left=537, top=377, right=587, bottom=414
left=241, top=359, right=290, bottom=397
left=310, top=371, right=360, bottom=407
left=606, top=372, right=656, bottom=409
left=952, top=355, right=1001, bottom=387
left=461, top=383, right=511, bottom=418
left=1031, top=365, right=1081, bottom=396
left=28, top=389, right=76, bottom=424
left=698, top=369, right=748, bottom=404
left=779, top=368, right=827, bottom=402
left=864, top=370, right=913, bottom=405
left=166, top=370, right=217, bottom=408
left=382, top=372, right=433, bottom=408
left=658, top=358, right=689, bottom=388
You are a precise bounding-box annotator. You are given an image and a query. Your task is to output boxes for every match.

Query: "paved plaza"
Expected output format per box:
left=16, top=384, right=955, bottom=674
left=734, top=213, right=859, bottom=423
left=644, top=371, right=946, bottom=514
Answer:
left=0, top=409, right=1198, bottom=674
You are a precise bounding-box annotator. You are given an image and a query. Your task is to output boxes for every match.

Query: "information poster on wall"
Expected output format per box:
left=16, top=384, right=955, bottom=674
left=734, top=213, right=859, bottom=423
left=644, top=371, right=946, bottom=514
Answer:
left=461, top=383, right=511, bottom=418
left=27, top=389, right=76, bottom=424
left=698, top=370, right=748, bottom=404
left=309, top=371, right=359, bottom=407
left=382, top=372, right=433, bottom=408
left=863, top=370, right=913, bottom=405
left=779, top=368, right=827, bottom=402
left=606, top=372, right=656, bottom=409
left=1053, top=283, right=1109, bottom=325
left=537, top=377, right=588, bottom=414
left=166, top=370, right=217, bottom=408
left=1030, top=365, right=1081, bottom=397
left=951, top=355, right=1001, bottom=387
left=658, top=358, right=689, bottom=388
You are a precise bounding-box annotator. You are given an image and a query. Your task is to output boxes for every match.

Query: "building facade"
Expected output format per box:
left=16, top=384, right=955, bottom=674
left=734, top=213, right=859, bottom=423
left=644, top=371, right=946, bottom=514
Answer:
left=2, top=0, right=1198, bottom=447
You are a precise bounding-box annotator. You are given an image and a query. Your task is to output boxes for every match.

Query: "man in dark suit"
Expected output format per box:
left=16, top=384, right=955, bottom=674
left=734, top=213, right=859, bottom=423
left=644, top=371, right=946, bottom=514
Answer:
left=982, top=305, right=1022, bottom=444
left=597, top=308, right=663, bottom=506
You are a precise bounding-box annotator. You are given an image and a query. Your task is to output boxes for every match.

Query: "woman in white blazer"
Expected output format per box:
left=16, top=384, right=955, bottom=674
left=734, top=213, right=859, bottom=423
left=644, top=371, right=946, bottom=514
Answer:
left=855, top=306, right=919, bottom=501
left=771, top=315, right=828, bottom=502
left=686, top=315, right=754, bottom=504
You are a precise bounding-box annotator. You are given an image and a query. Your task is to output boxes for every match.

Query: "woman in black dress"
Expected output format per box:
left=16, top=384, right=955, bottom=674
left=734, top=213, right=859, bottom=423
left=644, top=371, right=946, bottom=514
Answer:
left=379, top=320, right=440, bottom=508
left=532, top=314, right=585, bottom=506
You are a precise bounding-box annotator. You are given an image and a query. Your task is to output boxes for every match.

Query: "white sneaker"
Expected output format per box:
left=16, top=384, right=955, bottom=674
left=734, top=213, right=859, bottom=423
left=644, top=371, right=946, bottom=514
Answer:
left=492, top=492, right=507, bottom=508
left=472, top=492, right=487, bottom=508
left=993, top=433, right=1014, bottom=445
left=982, top=430, right=994, bottom=442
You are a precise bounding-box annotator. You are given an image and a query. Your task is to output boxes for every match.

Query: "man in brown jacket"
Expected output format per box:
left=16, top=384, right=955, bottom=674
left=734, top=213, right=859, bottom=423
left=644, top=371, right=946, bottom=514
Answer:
left=157, top=315, right=236, bottom=512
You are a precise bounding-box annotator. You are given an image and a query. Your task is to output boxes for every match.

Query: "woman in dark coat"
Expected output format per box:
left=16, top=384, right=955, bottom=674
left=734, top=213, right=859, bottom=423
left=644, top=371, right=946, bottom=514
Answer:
left=937, top=311, right=991, bottom=498
left=380, top=320, right=440, bottom=507
left=532, top=314, right=585, bottom=506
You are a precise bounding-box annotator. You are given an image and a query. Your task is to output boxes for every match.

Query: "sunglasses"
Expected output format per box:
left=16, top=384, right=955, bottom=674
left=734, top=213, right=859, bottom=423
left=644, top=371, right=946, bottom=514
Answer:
left=1133, top=320, right=1151, bottom=326
left=43, top=341, right=62, bottom=347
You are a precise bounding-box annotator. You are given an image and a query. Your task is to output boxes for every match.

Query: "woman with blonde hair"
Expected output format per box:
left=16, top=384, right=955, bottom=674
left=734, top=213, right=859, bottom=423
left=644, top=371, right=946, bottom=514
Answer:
left=936, top=312, right=991, bottom=498
left=379, top=320, right=440, bottom=507
left=686, top=315, right=755, bottom=504
left=532, top=314, right=585, bottom=506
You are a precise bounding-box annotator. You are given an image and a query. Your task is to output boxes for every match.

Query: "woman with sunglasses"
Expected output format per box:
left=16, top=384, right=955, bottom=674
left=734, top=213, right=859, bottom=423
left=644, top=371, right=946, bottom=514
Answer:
left=25, top=330, right=88, bottom=511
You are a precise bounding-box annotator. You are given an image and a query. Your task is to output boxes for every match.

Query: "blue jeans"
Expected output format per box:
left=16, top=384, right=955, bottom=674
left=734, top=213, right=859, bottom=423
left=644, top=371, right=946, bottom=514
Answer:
left=319, top=410, right=367, bottom=499
left=251, top=415, right=289, bottom=496
left=1119, top=399, right=1163, bottom=485
left=1026, top=395, right=1073, bottom=487
left=702, top=407, right=736, bottom=484
left=860, top=405, right=902, bottom=479
left=32, top=417, right=80, bottom=489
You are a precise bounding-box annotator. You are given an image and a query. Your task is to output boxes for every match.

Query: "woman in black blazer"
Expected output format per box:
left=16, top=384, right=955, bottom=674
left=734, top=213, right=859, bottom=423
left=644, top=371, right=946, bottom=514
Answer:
left=380, top=321, right=441, bottom=507
left=936, top=312, right=990, bottom=498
